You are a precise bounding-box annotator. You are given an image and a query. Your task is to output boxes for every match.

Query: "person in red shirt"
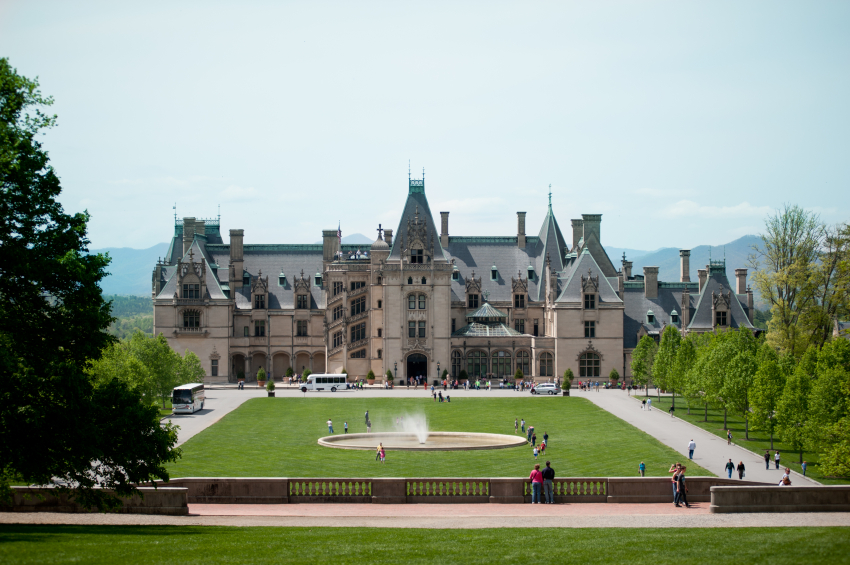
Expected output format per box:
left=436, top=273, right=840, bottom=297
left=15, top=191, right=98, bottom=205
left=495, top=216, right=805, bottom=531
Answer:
left=529, top=464, right=544, bottom=504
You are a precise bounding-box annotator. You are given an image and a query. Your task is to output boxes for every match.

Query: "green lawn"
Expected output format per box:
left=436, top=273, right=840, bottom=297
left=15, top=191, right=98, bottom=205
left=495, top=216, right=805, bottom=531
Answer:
left=167, top=396, right=712, bottom=478
left=2, top=526, right=849, bottom=564
left=634, top=394, right=850, bottom=485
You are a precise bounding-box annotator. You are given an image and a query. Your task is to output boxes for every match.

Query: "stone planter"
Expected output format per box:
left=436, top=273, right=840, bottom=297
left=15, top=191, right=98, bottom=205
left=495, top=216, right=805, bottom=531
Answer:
left=257, top=380, right=266, bottom=388
left=367, top=379, right=375, bottom=385
left=267, top=391, right=275, bottom=397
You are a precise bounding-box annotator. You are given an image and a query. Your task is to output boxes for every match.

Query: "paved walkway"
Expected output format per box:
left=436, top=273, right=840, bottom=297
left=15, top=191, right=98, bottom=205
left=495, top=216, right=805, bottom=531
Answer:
left=579, top=390, right=821, bottom=485
left=2, top=505, right=848, bottom=528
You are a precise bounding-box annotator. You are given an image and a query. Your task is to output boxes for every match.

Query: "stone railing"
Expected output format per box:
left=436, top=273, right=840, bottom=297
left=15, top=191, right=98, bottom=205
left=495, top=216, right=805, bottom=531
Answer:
left=522, top=478, right=608, bottom=502
left=349, top=309, right=369, bottom=324
left=328, top=293, right=345, bottom=306
left=174, top=327, right=208, bottom=336
left=2, top=486, right=188, bottom=515
left=349, top=286, right=369, bottom=299
left=710, top=485, right=850, bottom=513
left=406, top=479, right=490, bottom=503
left=289, top=479, right=372, bottom=503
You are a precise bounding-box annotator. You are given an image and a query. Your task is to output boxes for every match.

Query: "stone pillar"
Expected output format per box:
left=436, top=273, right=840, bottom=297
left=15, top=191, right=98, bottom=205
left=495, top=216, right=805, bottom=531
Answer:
left=182, top=217, right=196, bottom=255
left=440, top=212, right=449, bottom=248
left=371, top=478, right=406, bottom=504
left=623, top=260, right=633, bottom=280
left=581, top=214, right=602, bottom=243
left=747, top=287, right=754, bottom=323
left=680, top=250, right=691, bottom=282
left=229, top=229, right=244, bottom=289
left=735, top=268, right=748, bottom=295
left=322, top=229, right=339, bottom=262
left=384, top=229, right=393, bottom=247
left=681, top=287, right=691, bottom=330
left=571, top=219, right=583, bottom=251
left=698, top=269, right=707, bottom=294
left=644, top=266, right=659, bottom=299
left=517, top=212, right=526, bottom=248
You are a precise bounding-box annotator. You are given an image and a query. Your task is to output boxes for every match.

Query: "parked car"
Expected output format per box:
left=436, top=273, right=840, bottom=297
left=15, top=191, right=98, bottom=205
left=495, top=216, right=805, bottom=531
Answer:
left=531, top=383, right=561, bottom=395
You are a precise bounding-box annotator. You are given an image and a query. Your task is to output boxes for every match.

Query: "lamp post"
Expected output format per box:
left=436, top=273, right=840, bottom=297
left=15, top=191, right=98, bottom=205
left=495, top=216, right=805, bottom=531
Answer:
left=394, top=361, right=397, bottom=383
left=437, top=361, right=441, bottom=382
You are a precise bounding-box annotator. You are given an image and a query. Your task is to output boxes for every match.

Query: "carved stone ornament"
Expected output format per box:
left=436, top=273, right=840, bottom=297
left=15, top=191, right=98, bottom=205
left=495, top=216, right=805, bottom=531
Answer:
left=294, top=269, right=311, bottom=293
left=251, top=269, right=269, bottom=294
left=465, top=270, right=482, bottom=294
left=210, top=346, right=221, bottom=360
left=712, top=290, right=731, bottom=309
left=404, top=205, right=430, bottom=261
left=511, top=271, right=528, bottom=293
left=405, top=338, right=429, bottom=352
left=576, top=340, right=603, bottom=361
left=581, top=269, right=599, bottom=293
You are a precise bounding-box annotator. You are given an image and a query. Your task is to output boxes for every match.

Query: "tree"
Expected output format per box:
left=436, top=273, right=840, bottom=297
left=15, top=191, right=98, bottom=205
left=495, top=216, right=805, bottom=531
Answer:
left=808, top=339, right=850, bottom=477
left=630, top=335, right=657, bottom=393
left=285, top=367, right=294, bottom=379
left=672, top=335, right=699, bottom=414
left=721, top=328, right=760, bottom=439
left=127, top=332, right=187, bottom=408
left=514, top=369, right=523, bottom=380
left=256, top=367, right=267, bottom=383
left=179, top=351, right=205, bottom=385
left=302, top=369, right=313, bottom=382
left=750, top=343, right=789, bottom=449
left=563, top=368, right=574, bottom=382
left=653, top=326, right=681, bottom=406
left=0, top=59, right=178, bottom=508
left=88, top=340, right=156, bottom=404
left=776, top=346, right=816, bottom=464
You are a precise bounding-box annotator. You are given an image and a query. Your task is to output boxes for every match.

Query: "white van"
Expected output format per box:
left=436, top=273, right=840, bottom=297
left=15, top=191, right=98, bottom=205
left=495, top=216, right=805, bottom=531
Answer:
left=172, top=383, right=205, bottom=413
left=300, top=374, right=351, bottom=392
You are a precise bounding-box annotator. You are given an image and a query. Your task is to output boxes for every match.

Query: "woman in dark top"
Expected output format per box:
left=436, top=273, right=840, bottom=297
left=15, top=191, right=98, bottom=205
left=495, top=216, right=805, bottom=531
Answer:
left=736, top=461, right=745, bottom=480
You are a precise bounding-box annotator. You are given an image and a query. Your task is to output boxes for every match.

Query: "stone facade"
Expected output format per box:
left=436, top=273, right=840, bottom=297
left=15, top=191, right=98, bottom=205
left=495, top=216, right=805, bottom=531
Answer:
left=152, top=176, right=756, bottom=385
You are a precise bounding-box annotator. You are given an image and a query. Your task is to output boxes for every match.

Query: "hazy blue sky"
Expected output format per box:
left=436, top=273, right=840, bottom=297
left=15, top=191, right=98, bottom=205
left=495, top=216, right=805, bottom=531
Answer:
left=2, top=1, right=848, bottom=251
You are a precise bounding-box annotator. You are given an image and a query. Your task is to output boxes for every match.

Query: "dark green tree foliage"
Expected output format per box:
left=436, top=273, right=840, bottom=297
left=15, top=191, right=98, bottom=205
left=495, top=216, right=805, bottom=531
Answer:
left=721, top=328, right=760, bottom=439
left=0, top=59, right=178, bottom=507
left=630, top=335, right=657, bottom=392
left=653, top=325, right=681, bottom=406
left=750, top=342, right=789, bottom=448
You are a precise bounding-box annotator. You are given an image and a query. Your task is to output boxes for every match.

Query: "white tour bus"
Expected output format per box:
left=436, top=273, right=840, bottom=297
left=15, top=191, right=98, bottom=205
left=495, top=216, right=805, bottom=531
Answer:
left=300, top=374, right=351, bottom=393
left=172, top=383, right=205, bottom=413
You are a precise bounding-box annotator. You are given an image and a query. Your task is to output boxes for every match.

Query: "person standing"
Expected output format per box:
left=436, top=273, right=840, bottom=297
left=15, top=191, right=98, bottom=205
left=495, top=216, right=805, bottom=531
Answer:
left=531, top=432, right=537, bottom=447
left=727, top=430, right=733, bottom=445
left=379, top=447, right=386, bottom=463
left=366, top=420, right=371, bottom=433
left=725, top=459, right=734, bottom=479
left=542, top=461, right=555, bottom=504
left=639, top=461, right=646, bottom=477
left=802, top=461, right=808, bottom=476
left=327, top=419, right=334, bottom=434
left=344, top=422, right=348, bottom=434
left=515, top=419, right=518, bottom=433
left=764, top=451, right=770, bottom=470
left=670, top=465, right=680, bottom=505
left=521, top=419, right=525, bottom=433
left=375, top=443, right=382, bottom=461
left=775, top=451, right=781, bottom=470
left=687, top=439, right=696, bottom=460
left=675, top=467, right=691, bottom=508
left=365, top=410, right=369, bottom=425
left=543, top=432, right=549, bottom=447
left=736, top=461, right=745, bottom=480
left=533, top=446, right=538, bottom=459
left=529, top=464, right=543, bottom=504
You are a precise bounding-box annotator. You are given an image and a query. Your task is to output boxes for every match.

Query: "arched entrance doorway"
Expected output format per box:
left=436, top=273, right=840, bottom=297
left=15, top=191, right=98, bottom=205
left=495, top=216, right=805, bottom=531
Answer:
left=407, top=353, right=428, bottom=385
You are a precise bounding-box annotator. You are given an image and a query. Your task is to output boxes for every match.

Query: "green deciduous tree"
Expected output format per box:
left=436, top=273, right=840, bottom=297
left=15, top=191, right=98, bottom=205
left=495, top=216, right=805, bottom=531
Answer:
left=630, top=335, right=657, bottom=393
left=750, top=343, right=789, bottom=448
left=0, top=59, right=178, bottom=507
left=721, top=328, right=760, bottom=439
left=776, top=346, right=816, bottom=464
left=673, top=335, right=699, bottom=414
left=808, top=339, right=850, bottom=477
left=653, top=325, right=681, bottom=407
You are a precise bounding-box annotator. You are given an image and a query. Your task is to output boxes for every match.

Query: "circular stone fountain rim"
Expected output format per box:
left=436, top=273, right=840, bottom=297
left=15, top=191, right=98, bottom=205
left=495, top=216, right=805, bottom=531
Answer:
left=318, top=432, right=528, bottom=451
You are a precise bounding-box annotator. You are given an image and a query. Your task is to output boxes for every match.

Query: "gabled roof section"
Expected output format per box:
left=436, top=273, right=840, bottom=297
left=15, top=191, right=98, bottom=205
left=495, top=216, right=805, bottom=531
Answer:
left=156, top=240, right=227, bottom=300
left=528, top=198, right=568, bottom=301
left=388, top=176, right=446, bottom=262
left=687, top=262, right=754, bottom=331
left=556, top=248, right=622, bottom=304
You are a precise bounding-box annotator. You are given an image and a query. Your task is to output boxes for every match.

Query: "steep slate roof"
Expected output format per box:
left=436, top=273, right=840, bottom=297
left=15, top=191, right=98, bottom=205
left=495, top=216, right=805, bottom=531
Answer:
left=622, top=283, right=697, bottom=349
left=446, top=237, right=542, bottom=304
left=156, top=239, right=227, bottom=300
left=556, top=248, right=622, bottom=304
left=687, top=265, right=754, bottom=331
left=388, top=179, right=447, bottom=262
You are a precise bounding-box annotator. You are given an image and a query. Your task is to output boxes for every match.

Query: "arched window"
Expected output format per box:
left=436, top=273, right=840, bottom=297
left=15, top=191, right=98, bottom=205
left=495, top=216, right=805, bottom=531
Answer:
left=183, top=310, right=200, bottom=328
left=421, top=277, right=427, bottom=284
left=418, top=294, right=426, bottom=309
left=451, top=350, right=462, bottom=378
left=407, top=277, right=413, bottom=285
left=409, top=295, right=416, bottom=309
left=539, top=352, right=553, bottom=377
left=492, top=351, right=511, bottom=378
left=579, top=352, right=600, bottom=378
left=467, top=351, right=487, bottom=378
left=516, top=351, right=530, bottom=376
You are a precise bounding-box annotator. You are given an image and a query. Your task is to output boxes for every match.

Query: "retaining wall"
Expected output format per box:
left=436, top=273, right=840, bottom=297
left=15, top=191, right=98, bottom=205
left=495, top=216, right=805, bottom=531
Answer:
left=710, top=485, right=850, bottom=513
left=2, top=487, right=188, bottom=515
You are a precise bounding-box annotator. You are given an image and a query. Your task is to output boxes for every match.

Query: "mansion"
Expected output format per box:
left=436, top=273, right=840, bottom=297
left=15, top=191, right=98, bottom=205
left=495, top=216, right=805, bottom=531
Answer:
left=152, top=176, right=756, bottom=385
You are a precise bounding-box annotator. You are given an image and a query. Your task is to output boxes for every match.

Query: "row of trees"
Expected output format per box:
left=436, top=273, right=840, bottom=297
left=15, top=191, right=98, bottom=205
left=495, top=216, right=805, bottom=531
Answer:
left=632, top=327, right=850, bottom=477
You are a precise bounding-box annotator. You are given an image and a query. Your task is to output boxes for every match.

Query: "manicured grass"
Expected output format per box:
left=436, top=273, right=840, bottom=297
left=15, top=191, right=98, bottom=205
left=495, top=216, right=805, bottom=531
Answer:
left=634, top=394, right=849, bottom=485
left=166, top=396, right=712, bottom=478
left=2, top=526, right=849, bottom=564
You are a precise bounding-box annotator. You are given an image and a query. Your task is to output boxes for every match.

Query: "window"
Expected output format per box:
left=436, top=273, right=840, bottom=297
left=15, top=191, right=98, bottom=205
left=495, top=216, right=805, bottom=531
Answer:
left=254, top=294, right=265, bottom=309
left=408, top=277, right=413, bottom=284
left=579, top=352, right=600, bottom=378
left=314, top=274, right=322, bottom=286
left=533, top=319, right=539, bottom=337
left=452, top=270, right=459, bottom=281
left=333, top=331, right=343, bottom=348
left=584, top=321, right=596, bottom=338
left=350, top=281, right=365, bottom=291
left=491, top=267, right=498, bottom=281
left=296, top=320, right=308, bottom=336
left=279, top=274, right=286, bottom=286
left=351, top=322, right=366, bottom=342
left=584, top=294, right=596, bottom=310
left=333, top=281, right=344, bottom=295
left=671, top=312, right=679, bottom=324
left=297, top=294, right=309, bottom=309
left=468, top=294, right=479, bottom=309
left=211, top=359, right=218, bottom=377
left=182, top=283, right=200, bottom=299
left=408, top=321, right=416, bottom=338
left=377, top=328, right=382, bottom=337
left=539, top=352, right=553, bottom=377
left=418, top=321, right=426, bottom=338
left=377, top=349, right=382, bottom=359
left=254, top=320, right=265, bottom=337
left=333, top=305, right=344, bottom=321
left=492, top=351, right=510, bottom=378
left=419, top=294, right=426, bottom=309
left=716, top=311, right=727, bottom=326
left=517, top=351, right=530, bottom=376
left=514, top=294, right=525, bottom=308
left=411, top=249, right=423, bottom=264
left=527, top=267, right=534, bottom=280
left=421, top=277, right=426, bottom=284
left=409, top=295, right=416, bottom=309
left=243, top=326, right=249, bottom=337
left=350, top=349, right=366, bottom=359
left=183, top=310, right=200, bottom=328
left=451, top=318, right=456, bottom=333
left=243, top=273, right=250, bottom=286
left=350, top=296, right=366, bottom=316
left=377, top=276, right=382, bottom=284
left=451, top=350, right=462, bottom=377
left=515, top=319, right=525, bottom=333
left=467, top=351, right=487, bottom=377
left=377, top=300, right=382, bottom=309
left=646, top=310, right=655, bottom=324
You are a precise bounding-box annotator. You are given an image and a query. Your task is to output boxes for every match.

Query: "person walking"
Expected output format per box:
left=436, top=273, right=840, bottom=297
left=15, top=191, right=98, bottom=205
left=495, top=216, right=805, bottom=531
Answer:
left=639, top=461, right=646, bottom=477
left=531, top=432, right=537, bottom=447
left=515, top=419, right=518, bottom=433
left=802, top=461, right=808, bottom=476
left=764, top=451, right=770, bottom=470
left=533, top=446, right=538, bottom=459
left=736, top=461, right=745, bottom=480
left=344, top=422, right=348, bottom=434
left=725, top=459, right=735, bottom=479
left=375, top=443, right=383, bottom=461
left=675, top=467, right=691, bottom=508
left=775, top=451, right=781, bottom=470
left=521, top=419, right=525, bottom=433
left=669, top=405, right=675, bottom=418
left=529, top=464, right=543, bottom=504
left=542, top=461, right=555, bottom=504
left=327, top=419, right=334, bottom=434
left=670, top=465, right=680, bottom=505
left=687, top=439, right=696, bottom=460
left=641, top=399, right=646, bottom=410
left=726, top=430, right=733, bottom=445
left=646, top=398, right=652, bottom=411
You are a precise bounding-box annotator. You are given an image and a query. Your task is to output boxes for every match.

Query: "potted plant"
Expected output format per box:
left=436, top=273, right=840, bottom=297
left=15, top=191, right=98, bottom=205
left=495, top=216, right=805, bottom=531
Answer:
left=285, top=367, right=294, bottom=384
left=366, top=369, right=375, bottom=385
left=266, top=378, right=275, bottom=397
left=563, top=368, right=574, bottom=396
left=385, top=369, right=394, bottom=387
left=301, top=369, right=312, bottom=383
left=257, top=367, right=267, bottom=388
left=609, top=368, right=620, bottom=387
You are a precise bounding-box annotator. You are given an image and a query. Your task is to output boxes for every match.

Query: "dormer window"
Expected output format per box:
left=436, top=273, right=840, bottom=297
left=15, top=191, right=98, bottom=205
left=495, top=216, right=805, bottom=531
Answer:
left=716, top=311, right=727, bottom=326
left=182, top=283, right=200, bottom=299
left=279, top=273, right=286, bottom=286
left=646, top=310, right=655, bottom=325
left=527, top=266, right=534, bottom=280
left=671, top=310, right=679, bottom=324
left=314, top=273, right=322, bottom=287
left=514, top=294, right=525, bottom=308
left=243, top=273, right=250, bottom=286
left=584, top=294, right=596, bottom=310
left=411, top=249, right=423, bottom=264
left=491, top=265, right=498, bottom=281
left=468, top=294, right=479, bottom=309
left=296, top=294, right=309, bottom=309
left=452, top=269, right=459, bottom=281
left=254, top=294, right=265, bottom=309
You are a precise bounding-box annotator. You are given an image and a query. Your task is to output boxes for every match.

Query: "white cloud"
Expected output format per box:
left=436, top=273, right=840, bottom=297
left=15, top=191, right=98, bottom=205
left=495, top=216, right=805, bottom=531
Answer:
left=665, top=200, right=772, bottom=219
left=219, top=185, right=259, bottom=201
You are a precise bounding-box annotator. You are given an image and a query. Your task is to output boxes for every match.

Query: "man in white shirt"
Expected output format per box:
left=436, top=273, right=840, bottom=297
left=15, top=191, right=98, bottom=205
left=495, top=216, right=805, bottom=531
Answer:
left=687, top=439, right=696, bottom=459
left=327, top=419, right=334, bottom=433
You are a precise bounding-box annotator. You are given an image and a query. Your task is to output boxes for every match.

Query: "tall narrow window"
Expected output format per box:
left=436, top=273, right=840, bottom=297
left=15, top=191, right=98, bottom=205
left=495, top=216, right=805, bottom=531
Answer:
left=533, top=319, right=539, bottom=337
left=377, top=328, right=382, bottom=337
left=451, top=350, right=462, bottom=377
left=333, top=331, right=343, bottom=348
left=517, top=351, right=530, bottom=375
left=419, top=294, right=426, bottom=309
left=279, top=273, right=286, bottom=287
left=211, top=359, right=218, bottom=377
left=584, top=321, right=596, bottom=338
left=243, top=273, right=250, bottom=286
left=451, top=318, right=456, bottom=333
left=452, top=270, right=459, bottom=281
left=514, top=319, right=525, bottom=333
left=377, top=349, right=382, bottom=359
left=408, top=295, right=416, bottom=309
left=314, top=274, right=322, bottom=286
left=254, top=320, right=265, bottom=337
left=539, top=352, right=553, bottom=377
left=377, top=300, right=382, bottom=309
left=584, top=294, right=596, bottom=310
left=296, top=320, right=308, bottom=336
left=514, top=294, right=525, bottom=308
left=418, top=321, right=426, bottom=338
left=350, top=296, right=366, bottom=316
left=350, top=322, right=366, bottom=342
left=243, top=326, right=249, bottom=337
left=468, top=294, right=479, bottom=309
left=407, top=277, right=413, bottom=284
left=333, top=305, right=344, bottom=321
left=333, top=281, right=343, bottom=295
left=254, top=294, right=265, bottom=309
left=467, top=351, right=486, bottom=377
left=421, top=277, right=426, bottom=284
left=408, top=321, right=416, bottom=338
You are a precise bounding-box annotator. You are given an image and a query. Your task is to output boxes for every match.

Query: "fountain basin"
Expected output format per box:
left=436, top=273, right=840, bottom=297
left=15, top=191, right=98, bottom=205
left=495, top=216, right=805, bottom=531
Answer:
left=318, top=432, right=527, bottom=451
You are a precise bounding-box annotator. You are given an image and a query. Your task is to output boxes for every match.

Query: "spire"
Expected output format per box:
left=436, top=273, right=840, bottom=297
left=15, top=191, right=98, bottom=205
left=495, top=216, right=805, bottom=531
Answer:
left=548, top=184, right=552, bottom=212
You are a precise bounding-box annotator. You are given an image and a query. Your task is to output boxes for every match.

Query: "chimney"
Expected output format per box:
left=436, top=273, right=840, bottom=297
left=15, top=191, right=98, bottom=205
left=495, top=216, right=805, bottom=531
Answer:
left=698, top=269, right=707, bottom=293
left=623, top=260, right=633, bottom=280
left=195, top=220, right=205, bottom=241
left=679, top=250, right=691, bottom=282
left=571, top=219, right=583, bottom=251
left=747, top=286, right=754, bottom=323
left=681, top=287, right=691, bottom=330
left=440, top=212, right=449, bottom=248
left=581, top=214, right=602, bottom=244
left=322, top=229, right=339, bottom=262
left=644, top=266, right=659, bottom=299
left=735, top=268, right=748, bottom=295
left=182, top=217, right=196, bottom=255
left=617, top=270, right=624, bottom=297
left=384, top=229, right=393, bottom=247
left=229, top=229, right=244, bottom=288
left=517, top=212, right=526, bottom=248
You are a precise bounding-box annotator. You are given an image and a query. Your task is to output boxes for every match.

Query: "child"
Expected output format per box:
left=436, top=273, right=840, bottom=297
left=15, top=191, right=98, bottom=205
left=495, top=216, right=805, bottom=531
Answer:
left=344, top=422, right=348, bottom=434
left=380, top=448, right=386, bottom=463
left=533, top=446, right=539, bottom=459
left=539, top=442, right=546, bottom=456
left=515, top=419, right=518, bottom=433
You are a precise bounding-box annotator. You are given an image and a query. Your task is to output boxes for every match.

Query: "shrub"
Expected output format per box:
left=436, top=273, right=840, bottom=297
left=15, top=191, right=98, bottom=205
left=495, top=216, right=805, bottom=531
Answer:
left=515, top=369, right=524, bottom=379
left=257, top=367, right=267, bottom=382
left=367, top=369, right=375, bottom=381
left=459, top=369, right=468, bottom=381
left=285, top=367, right=294, bottom=378
left=301, top=369, right=312, bottom=383
left=266, top=379, right=275, bottom=391
left=385, top=370, right=394, bottom=381
left=564, top=368, right=575, bottom=382
left=237, top=371, right=245, bottom=381
left=609, top=368, right=620, bottom=381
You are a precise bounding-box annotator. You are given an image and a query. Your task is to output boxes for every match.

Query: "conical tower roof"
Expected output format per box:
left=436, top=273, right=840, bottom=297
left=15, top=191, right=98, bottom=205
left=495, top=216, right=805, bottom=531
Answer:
left=388, top=174, right=446, bottom=262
